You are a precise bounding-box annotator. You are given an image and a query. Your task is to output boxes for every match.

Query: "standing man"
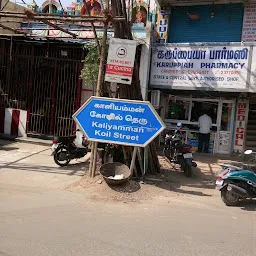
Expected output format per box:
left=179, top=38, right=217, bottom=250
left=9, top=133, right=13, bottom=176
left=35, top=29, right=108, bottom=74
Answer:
left=198, top=111, right=212, bottom=153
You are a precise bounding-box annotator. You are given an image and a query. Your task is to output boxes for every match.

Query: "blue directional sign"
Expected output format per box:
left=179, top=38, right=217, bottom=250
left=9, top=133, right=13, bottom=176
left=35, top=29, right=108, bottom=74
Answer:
left=72, top=96, right=166, bottom=147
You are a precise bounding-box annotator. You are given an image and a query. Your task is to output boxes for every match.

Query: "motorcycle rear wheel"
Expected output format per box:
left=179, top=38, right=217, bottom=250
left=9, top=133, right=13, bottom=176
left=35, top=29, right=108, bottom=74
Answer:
left=183, top=164, right=192, bottom=177
left=221, top=187, right=240, bottom=206
left=54, top=147, right=71, bottom=167
left=163, top=148, right=173, bottom=162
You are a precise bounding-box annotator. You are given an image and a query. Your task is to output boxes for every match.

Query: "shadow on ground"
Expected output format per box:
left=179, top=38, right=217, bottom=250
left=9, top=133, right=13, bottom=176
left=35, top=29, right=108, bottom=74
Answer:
left=151, top=153, right=223, bottom=197
left=240, top=199, right=256, bottom=211
left=0, top=161, right=89, bottom=176
left=0, top=146, right=89, bottom=177
left=0, top=146, right=19, bottom=151
left=152, top=153, right=256, bottom=206
left=108, top=180, right=141, bottom=193
left=0, top=139, right=19, bottom=151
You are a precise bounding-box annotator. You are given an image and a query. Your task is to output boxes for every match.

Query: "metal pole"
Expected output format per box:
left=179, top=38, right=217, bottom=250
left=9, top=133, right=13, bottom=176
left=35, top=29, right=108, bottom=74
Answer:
left=91, top=142, right=98, bottom=178
left=143, top=146, right=148, bottom=175
left=88, top=142, right=95, bottom=177
left=130, top=147, right=138, bottom=176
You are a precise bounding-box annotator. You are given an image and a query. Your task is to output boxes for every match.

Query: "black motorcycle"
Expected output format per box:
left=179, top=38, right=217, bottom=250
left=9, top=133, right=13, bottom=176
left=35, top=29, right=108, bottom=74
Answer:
left=51, top=131, right=89, bottom=167
left=163, top=123, right=197, bottom=177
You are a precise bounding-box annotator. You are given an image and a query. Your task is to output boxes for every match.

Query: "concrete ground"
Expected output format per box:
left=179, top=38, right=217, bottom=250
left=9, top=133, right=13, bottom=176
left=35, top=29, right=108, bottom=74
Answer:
left=0, top=140, right=255, bottom=256
left=0, top=139, right=89, bottom=189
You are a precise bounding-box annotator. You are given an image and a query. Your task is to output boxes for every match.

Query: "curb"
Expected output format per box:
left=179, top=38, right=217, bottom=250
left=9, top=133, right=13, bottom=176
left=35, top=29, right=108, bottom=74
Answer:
left=0, top=134, right=52, bottom=147
left=0, top=134, right=92, bottom=151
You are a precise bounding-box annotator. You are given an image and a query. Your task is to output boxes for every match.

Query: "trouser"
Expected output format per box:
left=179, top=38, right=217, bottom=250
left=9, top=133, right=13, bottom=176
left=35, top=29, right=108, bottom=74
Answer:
left=198, top=133, right=210, bottom=153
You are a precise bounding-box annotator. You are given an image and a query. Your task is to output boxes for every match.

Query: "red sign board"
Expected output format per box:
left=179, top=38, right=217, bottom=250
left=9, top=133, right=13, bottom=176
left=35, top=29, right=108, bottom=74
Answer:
left=234, top=99, right=249, bottom=152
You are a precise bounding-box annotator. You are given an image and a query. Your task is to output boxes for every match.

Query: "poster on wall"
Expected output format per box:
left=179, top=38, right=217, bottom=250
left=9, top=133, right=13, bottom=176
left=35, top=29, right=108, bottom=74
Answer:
left=155, top=11, right=169, bottom=43
left=218, top=131, right=230, bottom=153
left=131, top=0, right=148, bottom=28
left=150, top=46, right=250, bottom=91
left=242, top=1, right=256, bottom=41
left=249, top=44, right=256, bottom=90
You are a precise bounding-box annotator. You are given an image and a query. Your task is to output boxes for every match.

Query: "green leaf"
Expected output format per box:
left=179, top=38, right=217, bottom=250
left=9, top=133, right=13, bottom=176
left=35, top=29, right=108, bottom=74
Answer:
left=81, top=43, right=100, bottom=88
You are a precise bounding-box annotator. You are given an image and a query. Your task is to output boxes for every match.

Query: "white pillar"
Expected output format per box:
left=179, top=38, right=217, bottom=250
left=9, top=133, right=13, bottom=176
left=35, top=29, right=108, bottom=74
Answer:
left=139, top=23, right=152, bottom=101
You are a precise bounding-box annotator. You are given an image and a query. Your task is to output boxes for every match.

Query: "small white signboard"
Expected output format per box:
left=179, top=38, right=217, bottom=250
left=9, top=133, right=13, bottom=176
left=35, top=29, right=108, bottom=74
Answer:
left=242, top=1, right=256, bottom=41
left=105, top=38, right=137, bottom=85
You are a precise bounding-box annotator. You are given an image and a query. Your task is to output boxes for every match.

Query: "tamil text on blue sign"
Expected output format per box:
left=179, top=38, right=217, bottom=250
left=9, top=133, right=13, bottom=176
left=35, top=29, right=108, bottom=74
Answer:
left=72, top=97, right=166, bottom=147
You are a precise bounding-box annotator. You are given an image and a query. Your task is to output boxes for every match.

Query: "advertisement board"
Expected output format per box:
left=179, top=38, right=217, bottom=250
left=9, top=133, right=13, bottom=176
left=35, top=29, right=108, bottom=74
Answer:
left=242, top=1, right=256, bottom=41
left=105, top=38, right=137, bottom=85
left=150, top=46, right=250, bottom=91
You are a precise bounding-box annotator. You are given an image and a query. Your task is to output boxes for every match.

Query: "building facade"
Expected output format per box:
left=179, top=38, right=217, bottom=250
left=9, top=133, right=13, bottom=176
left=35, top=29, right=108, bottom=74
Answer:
left=0, top=0, right=156, bottom=138
left=0, top=36, right=85, bottom=138
left=149, top=0, right=256, bottom=154
left=0, top=0, right=26, bottom=35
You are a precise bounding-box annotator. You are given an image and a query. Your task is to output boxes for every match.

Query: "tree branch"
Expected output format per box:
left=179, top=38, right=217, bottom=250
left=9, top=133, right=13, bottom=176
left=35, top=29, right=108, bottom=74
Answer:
left=0, top=23, right=26, bottom=34
left=26, top=11, right=77, bottom=38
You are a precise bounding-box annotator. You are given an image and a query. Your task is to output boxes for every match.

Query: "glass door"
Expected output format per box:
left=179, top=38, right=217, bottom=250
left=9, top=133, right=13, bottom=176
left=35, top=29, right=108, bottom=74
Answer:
left=216, top=100, right=235, bottom=154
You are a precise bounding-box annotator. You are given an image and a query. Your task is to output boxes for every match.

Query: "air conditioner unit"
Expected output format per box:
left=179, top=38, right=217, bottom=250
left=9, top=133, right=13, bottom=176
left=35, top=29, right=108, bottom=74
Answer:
left=151, top=90, right=161, bottom=109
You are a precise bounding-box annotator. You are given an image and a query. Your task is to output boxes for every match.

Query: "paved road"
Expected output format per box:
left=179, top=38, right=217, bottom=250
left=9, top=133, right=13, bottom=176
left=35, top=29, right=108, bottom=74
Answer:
left=0, top=182, right=255, bottom=256
left=0, top=140, right=255, bottom=256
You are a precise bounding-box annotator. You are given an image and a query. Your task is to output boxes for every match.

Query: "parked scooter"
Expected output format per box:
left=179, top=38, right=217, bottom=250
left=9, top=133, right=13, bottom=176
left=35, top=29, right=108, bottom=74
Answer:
left=163, top=122, right=197, bottom=177
left=51, top=129, right=89, bottom=167
left=216, top=150, right=256, bottom=206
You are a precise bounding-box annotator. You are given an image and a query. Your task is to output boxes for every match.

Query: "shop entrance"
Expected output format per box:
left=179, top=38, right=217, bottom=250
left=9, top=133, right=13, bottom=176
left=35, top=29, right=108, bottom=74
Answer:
left=216, top=100, right=235, bottom=154
left=163, top=96, right=236, bottom=154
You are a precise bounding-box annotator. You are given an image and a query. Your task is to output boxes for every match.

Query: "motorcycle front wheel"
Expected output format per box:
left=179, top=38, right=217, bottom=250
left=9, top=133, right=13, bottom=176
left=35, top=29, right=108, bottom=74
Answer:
left=221, top=186, right=240, bottom=206
left=54, top=146, right=71, bottom=167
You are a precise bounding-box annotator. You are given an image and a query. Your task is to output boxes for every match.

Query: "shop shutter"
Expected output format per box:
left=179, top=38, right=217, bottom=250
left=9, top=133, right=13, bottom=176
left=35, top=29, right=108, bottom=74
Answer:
left=249, top=94, right=256, bottom=104
left=168, top=3, right=244, bottom=43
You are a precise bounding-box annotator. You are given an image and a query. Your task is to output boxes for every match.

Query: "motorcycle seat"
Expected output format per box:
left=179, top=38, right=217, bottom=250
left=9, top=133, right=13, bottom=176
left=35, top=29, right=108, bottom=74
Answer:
left=56, top=135, right=76, bottom=143
left=220, top=163, right=256, bottom=174
left=220, top=164, right=243, bottom=170
left=243, top=164, right=256, bottom=173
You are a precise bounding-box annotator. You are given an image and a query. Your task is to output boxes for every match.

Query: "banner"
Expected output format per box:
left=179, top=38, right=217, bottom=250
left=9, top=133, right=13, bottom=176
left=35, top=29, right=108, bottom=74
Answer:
left=155, top=11, right=169, bottom=43
left=150, top=46, right=250, bottom=90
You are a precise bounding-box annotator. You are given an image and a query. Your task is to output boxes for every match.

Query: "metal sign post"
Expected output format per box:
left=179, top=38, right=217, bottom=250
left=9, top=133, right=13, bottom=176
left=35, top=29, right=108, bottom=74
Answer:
left=130, top=147, right=138, bottom=176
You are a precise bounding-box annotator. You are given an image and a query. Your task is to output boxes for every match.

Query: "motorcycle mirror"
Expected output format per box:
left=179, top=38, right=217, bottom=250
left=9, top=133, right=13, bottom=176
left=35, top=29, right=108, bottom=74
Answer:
left=244, top=150, right=253, bottom=155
